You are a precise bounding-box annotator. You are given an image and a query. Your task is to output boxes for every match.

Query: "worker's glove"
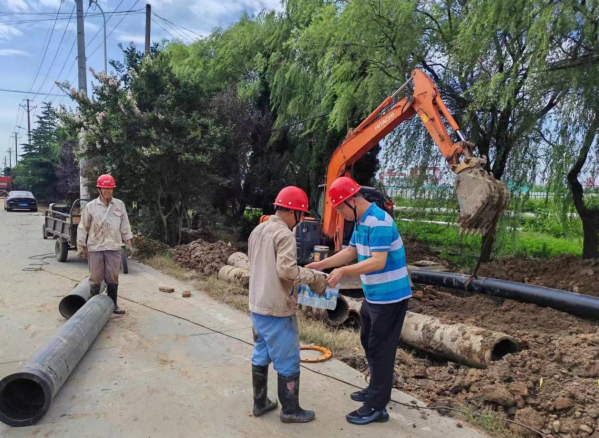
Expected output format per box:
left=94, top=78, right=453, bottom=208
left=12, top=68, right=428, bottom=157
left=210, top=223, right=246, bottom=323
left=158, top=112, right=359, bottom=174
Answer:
left=308, top=273, right=328, bottom=296
left=76, top=245, right=88, bottom=259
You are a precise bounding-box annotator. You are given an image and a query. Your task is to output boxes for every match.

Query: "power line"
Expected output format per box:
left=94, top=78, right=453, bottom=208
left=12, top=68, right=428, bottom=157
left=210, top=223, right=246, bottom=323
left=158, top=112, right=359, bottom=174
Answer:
left=25, top=0, right=63, bottom=100
left=151, top=16, right=180, bottom=42
left=0, top=87, right=65, bottom=97
left=85, top=0, right=128, bottom=49
left=153, top=13, right=203, bottom=39
left=0, top=10, right=143, bottom=25
left=87, top=0, right=142, bottom=59
left=33, top=5, right=75, bottom=102
left=154, top=15, right=193, bottom=43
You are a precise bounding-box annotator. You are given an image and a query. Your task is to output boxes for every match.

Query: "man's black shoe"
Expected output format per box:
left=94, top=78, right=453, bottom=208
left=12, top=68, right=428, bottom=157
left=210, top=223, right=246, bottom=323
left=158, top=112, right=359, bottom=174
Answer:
left=346, top=404, right=389, bottom=425
left=350, top=387, right=368, bottom=402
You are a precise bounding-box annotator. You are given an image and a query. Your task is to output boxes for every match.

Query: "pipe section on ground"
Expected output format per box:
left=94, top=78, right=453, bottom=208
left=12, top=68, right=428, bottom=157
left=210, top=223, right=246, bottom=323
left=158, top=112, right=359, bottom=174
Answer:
left=0, top=295, right=114, bottom=427
left=411, top=270, right=599, bottom=320
left=59, top=277, right=106, bottom=319
left=401, top=312, right=519, bottom=369
left=218, top=265, right=250, bottom=287
left=227, top=252, right=250, bottom=270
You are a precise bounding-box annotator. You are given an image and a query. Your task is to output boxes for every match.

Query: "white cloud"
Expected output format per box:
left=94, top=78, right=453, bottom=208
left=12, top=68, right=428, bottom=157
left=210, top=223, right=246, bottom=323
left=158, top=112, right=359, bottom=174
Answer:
left=117, top=33, right=146, bottom=44
left=36, top=0, right=61, bottom=7
left=0, top=49, right=29, bottom=56
left=0, top=24, right=23, bottom=41
left=4, top=0, right=29, bottom=12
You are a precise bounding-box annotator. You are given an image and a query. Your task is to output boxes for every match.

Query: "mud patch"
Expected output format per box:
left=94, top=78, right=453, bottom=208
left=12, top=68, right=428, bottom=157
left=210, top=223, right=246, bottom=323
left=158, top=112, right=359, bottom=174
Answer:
left=365, top=287, right=599, bottom=438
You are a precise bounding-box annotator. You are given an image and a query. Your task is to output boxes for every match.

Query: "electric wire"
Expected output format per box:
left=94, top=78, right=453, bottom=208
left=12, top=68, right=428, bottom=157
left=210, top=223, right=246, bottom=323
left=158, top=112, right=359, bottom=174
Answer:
left=33, top=5, right=76, bottom=102
left=87, top=0, right=141, bottom=60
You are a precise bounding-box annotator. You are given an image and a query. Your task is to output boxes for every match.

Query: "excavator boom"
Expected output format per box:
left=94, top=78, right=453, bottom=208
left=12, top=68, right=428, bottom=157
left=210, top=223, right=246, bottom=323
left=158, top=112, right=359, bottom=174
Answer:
left=323, top=70, right=510, bottom=250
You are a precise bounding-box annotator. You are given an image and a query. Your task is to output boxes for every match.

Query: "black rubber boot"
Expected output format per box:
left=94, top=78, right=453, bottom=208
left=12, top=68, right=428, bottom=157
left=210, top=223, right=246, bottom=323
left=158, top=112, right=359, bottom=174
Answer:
left=252, top=365, right=278, bottom=417
left=106, top=284, right=125, bottom=314
left=278, top=373, right=315, bottom=423
left=90, top=284, right=101, bottom=297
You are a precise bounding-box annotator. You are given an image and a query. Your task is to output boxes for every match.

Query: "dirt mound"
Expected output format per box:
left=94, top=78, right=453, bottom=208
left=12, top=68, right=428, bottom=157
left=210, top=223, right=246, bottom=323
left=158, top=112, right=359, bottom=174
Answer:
left=404, top=237, right=452, bottom=267
left=384, top=287, right=599, bottom=437
left=174, top=239, right=237, bottom=275
left=479, top=254, right=599, bottom=297
left=132, top=235, right=173, bottom=259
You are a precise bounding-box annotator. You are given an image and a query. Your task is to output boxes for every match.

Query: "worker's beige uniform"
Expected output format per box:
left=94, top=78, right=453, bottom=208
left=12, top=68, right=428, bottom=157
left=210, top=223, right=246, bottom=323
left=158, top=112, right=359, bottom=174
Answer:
left=249, top=215, right=324, bottom=316
left=77, top=197, right=133, bottom=287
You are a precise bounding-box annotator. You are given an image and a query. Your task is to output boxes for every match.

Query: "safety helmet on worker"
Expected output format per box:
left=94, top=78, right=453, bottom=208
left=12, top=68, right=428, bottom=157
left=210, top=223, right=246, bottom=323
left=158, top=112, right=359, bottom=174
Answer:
left=273, top=186, right=310, bottom=213
left=329, top=177, right=361, bottom=207
left=96, top=174, right=116, bottom=189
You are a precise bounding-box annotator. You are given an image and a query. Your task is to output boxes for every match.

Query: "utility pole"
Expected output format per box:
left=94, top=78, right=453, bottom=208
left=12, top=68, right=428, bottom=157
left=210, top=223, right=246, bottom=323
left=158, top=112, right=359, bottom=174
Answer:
left=76, top=0, right=89, bottom=199
left=19, top=99, right=36, bottom=148
left=11, top=133, right=19, bottom=166
left=145, top=4, right=151, bottom=56
left=76, top=0, right=87, bottom=94
left=7, top=149, right=12, bottom=168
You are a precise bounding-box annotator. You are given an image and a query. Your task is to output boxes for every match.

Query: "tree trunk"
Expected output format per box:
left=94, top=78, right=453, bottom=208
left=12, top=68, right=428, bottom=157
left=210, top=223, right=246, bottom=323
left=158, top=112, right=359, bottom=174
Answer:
left=567, top=111, right=599, bottom=259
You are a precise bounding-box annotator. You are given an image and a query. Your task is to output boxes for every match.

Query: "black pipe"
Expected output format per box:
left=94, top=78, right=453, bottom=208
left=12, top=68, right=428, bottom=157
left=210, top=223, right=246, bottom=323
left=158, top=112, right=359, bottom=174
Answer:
left=59, top=278, right=106, bottom=319
left=411, top=270, right=599, bottom=319
left=0, top=295, right=114, bottom=427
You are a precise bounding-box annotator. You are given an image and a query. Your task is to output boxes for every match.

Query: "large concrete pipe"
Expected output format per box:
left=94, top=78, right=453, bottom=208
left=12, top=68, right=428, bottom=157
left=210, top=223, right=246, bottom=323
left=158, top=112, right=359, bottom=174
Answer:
left=218, top=265, right=250, bottom=287
left=400, top=312, right=519, bottom=369
left=59, top=277, right=106, bottom=319
left=326, top=295, right=362, bottom=326
left=0, top=295, right=114, bottom=427
left=411, top=270, right=599, bottom=319
left=227, top=252, right=250, bottom=270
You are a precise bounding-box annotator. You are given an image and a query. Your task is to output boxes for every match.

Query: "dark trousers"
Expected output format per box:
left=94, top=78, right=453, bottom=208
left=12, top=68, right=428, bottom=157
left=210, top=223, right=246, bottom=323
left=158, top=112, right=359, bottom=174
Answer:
left=360, top=298, right=409, bottom=410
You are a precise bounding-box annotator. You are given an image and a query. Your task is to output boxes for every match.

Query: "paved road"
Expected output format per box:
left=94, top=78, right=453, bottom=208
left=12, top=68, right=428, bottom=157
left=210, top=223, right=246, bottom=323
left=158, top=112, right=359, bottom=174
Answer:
left=0, top=201, right=485, bottom=437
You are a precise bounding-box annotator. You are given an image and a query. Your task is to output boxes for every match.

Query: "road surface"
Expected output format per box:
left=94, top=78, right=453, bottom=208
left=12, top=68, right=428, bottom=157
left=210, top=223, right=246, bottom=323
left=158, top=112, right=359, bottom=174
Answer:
left=0, top=201, right=485, bottom=437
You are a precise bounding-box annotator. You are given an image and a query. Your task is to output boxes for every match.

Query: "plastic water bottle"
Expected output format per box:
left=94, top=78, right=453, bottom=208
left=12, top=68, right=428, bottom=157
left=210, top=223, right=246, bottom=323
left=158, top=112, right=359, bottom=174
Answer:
left=297, top=281, right=340, bottom=310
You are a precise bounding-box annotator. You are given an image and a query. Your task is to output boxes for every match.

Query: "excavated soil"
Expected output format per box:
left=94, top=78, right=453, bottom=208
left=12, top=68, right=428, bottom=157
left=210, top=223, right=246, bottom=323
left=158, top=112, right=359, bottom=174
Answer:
left=345, top=287, right=599, bottom=438
left=478, top=254, right=599, bottom=297
left=174, top=239, right=237, bottom=275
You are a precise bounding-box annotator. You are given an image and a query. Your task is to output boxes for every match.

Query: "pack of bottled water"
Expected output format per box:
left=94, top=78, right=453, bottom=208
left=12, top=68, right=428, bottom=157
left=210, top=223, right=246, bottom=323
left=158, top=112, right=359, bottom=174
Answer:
left=297, top=272, right=339, bottom=310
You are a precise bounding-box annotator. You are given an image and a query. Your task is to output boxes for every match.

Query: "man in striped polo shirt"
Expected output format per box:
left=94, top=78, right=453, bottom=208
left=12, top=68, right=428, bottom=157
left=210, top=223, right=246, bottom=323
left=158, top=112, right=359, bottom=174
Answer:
left=306, top=176, right=411, bottom=425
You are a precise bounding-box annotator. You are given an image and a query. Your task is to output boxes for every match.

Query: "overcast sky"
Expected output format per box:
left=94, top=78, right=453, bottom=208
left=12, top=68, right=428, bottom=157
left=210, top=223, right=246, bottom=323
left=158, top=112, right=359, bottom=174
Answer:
left=0, top=0, right=283, bottom=168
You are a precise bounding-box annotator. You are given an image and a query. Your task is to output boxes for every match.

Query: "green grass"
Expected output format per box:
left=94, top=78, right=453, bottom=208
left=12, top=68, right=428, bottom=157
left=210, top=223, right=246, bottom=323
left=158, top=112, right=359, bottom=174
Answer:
left=397, top=220, right=582, bottom=267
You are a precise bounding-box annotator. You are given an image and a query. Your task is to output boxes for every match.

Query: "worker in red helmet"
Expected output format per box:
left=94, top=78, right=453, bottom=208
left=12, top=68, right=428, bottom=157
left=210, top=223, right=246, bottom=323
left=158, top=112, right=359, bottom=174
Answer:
left=76, top=174, right=133, bottom=315
left=307, top=176, right=411, bottom=425
left=248, top=186, right=327, bottom=424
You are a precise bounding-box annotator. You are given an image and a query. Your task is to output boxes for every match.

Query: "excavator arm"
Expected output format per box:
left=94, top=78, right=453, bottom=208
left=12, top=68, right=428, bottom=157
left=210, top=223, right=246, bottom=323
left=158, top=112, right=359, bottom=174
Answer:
left=323, top=69, right=510, bottom=251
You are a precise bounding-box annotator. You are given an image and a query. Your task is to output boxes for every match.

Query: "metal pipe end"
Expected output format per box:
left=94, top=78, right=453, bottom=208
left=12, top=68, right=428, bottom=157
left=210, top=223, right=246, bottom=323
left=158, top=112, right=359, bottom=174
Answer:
left=59, top=295, right=87, bottom=319
left=0, top=372, right=53, bottom=427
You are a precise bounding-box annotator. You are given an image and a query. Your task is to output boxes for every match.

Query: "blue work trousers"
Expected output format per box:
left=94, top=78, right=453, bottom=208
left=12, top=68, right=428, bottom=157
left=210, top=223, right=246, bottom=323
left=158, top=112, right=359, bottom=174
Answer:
left=250, top=312, right=300, bottom=377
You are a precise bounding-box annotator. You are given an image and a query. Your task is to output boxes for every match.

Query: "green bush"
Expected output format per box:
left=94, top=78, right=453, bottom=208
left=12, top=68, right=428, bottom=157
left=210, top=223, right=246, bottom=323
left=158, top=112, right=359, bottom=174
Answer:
left=240, top=208, right=264, bottom=241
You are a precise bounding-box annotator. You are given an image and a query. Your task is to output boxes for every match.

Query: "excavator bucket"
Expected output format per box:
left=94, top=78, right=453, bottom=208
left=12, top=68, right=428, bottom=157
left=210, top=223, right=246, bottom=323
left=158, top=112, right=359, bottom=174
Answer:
left=455, top=166, right=510, bottom=235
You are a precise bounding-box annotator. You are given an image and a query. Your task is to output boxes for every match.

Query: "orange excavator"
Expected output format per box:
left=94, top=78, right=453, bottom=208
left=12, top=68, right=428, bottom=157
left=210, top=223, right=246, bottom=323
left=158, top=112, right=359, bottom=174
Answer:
left=293, top=69, right=510, bottom=264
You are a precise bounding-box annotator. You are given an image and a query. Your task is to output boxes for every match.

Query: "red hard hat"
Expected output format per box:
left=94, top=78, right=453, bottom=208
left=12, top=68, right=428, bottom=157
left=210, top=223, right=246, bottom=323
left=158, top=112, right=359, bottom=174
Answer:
left=273, top=186, right=310, bottom=213
left=96, top=174, right=116, bottom=189
left=329, top=177, right=361, bottom=207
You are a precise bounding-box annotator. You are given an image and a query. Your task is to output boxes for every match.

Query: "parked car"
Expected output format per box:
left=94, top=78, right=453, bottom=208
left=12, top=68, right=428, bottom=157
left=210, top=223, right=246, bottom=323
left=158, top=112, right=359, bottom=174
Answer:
left=4, top=191, right=38, bottom=212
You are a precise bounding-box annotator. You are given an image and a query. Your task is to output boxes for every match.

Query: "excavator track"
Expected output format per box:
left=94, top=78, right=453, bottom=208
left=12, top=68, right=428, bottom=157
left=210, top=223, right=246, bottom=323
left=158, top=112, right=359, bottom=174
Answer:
left=455, top=166, right=510, bottom=235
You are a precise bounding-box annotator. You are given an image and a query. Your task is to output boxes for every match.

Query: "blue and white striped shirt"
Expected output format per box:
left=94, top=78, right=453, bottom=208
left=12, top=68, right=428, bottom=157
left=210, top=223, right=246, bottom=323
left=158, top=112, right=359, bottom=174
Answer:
left=349, top=203, right=411, bottom=303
